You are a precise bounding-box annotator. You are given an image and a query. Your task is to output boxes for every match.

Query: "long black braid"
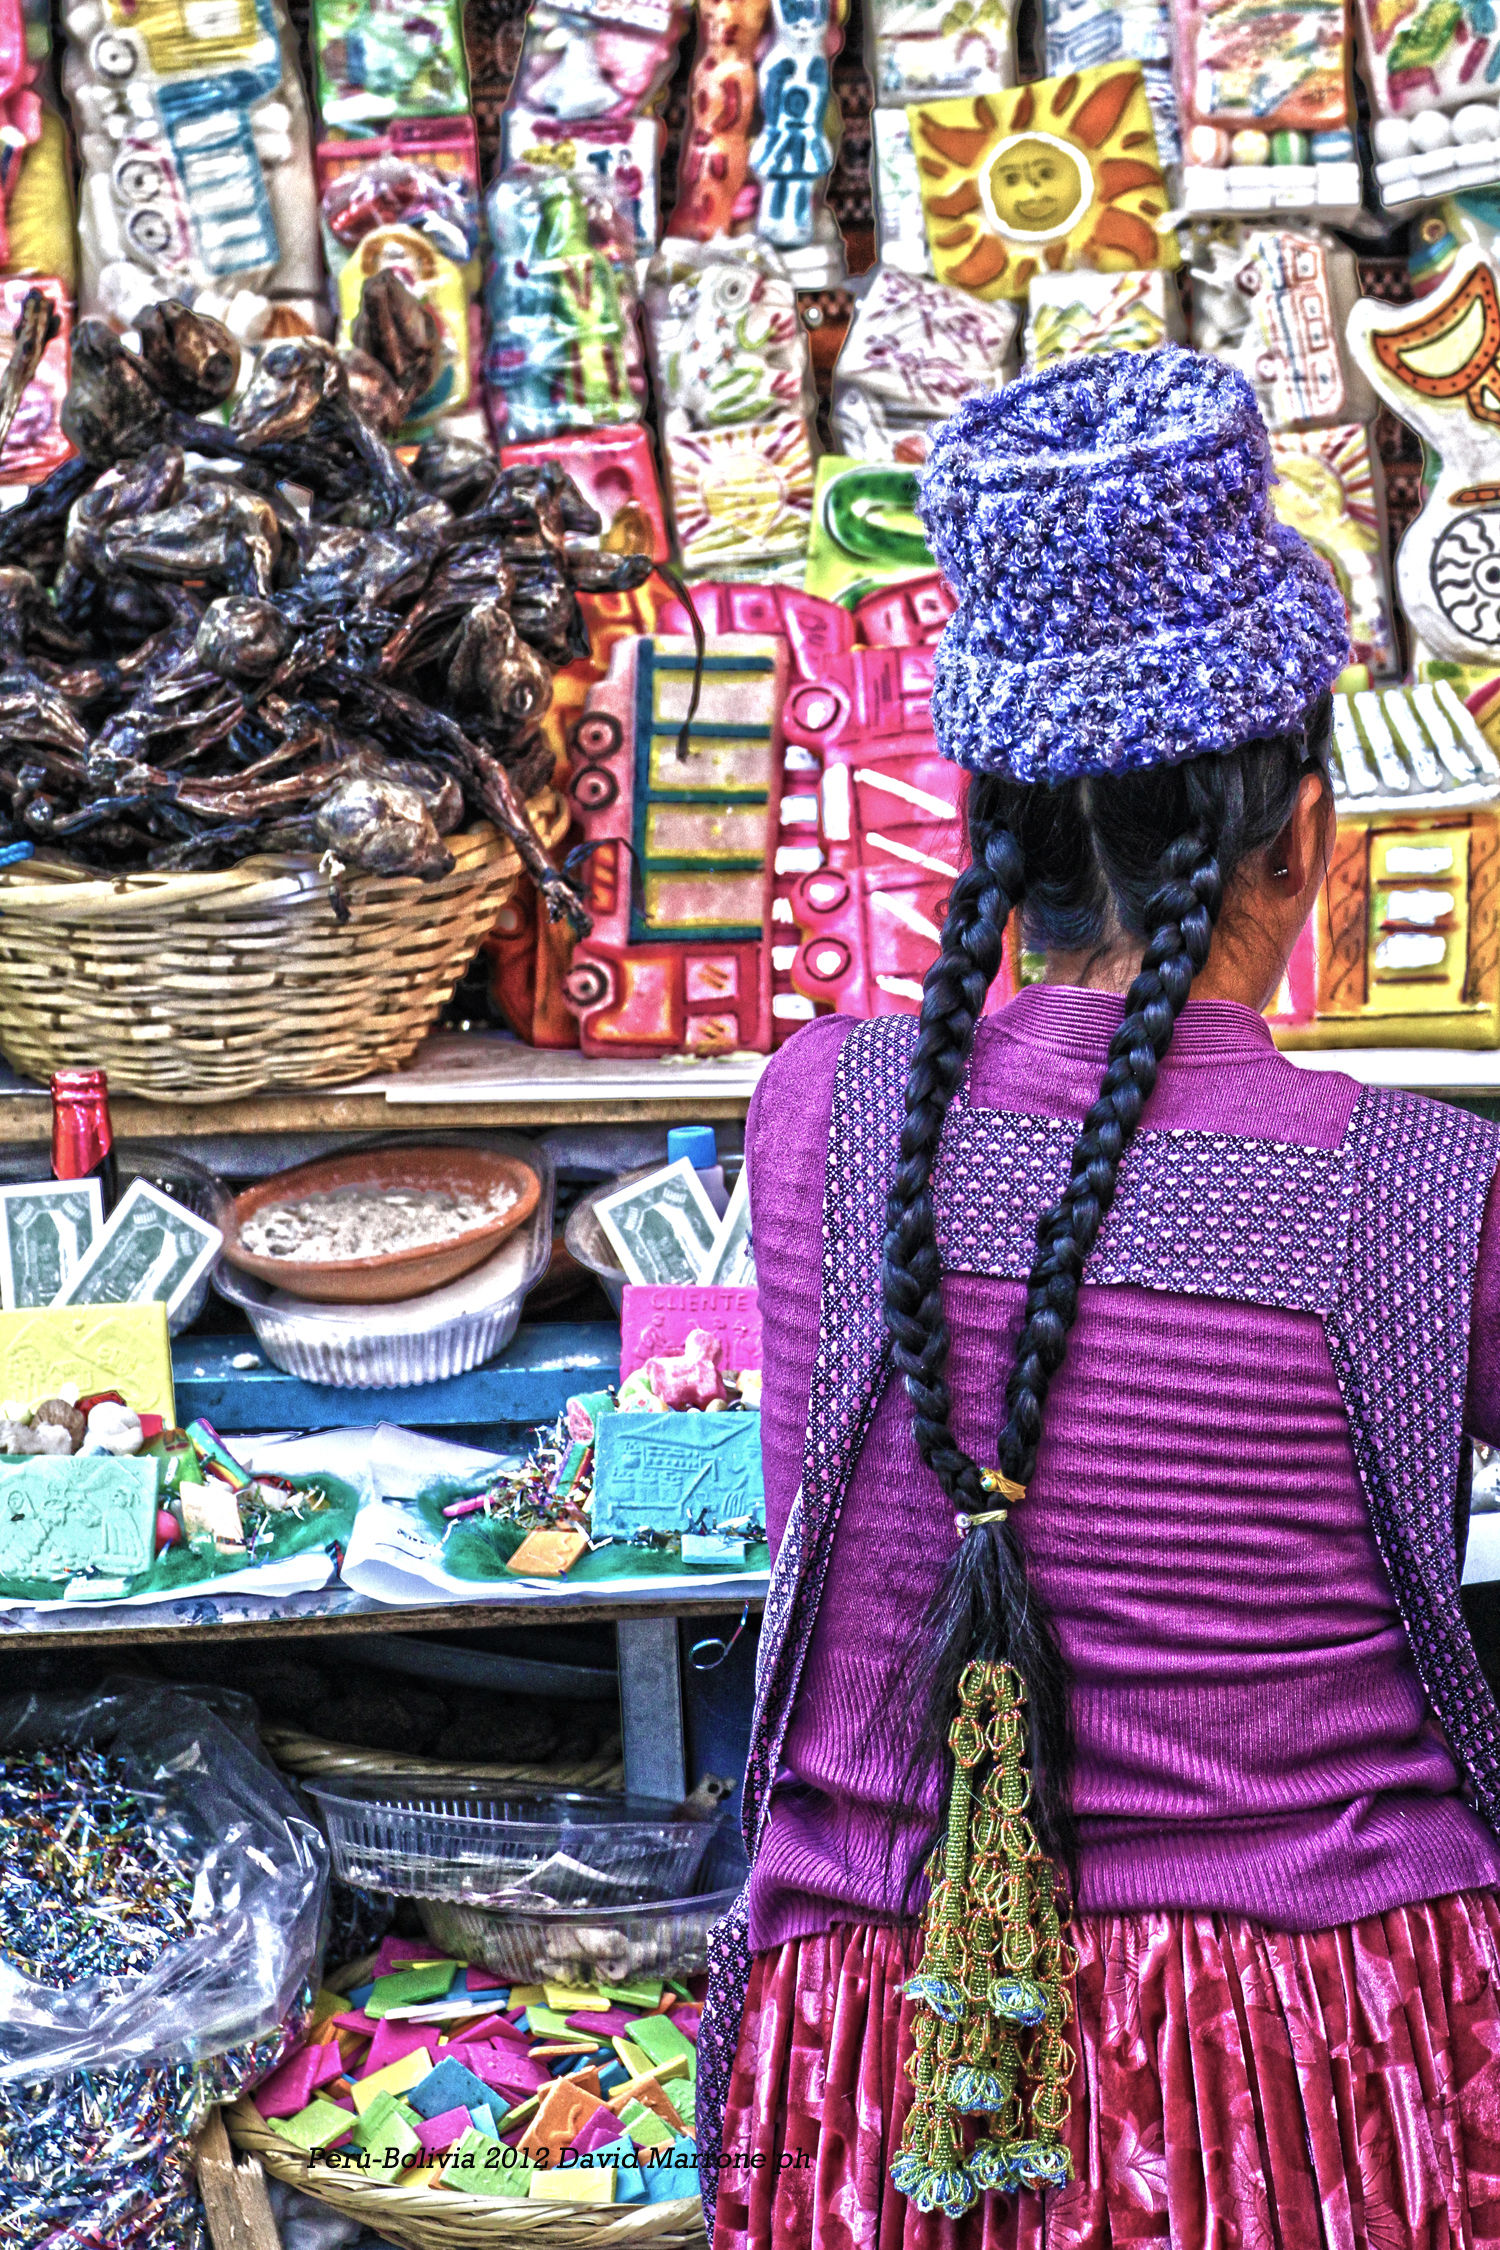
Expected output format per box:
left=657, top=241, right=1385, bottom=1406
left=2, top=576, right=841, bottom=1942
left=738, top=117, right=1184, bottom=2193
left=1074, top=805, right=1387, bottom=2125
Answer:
left=880, top=696, right=1333, bottom=1882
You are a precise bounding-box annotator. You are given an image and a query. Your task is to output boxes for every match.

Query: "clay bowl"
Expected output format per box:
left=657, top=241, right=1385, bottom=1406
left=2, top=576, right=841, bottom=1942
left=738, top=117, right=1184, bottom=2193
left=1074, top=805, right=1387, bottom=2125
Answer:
left=222, top=1147, right=543, bottom=1304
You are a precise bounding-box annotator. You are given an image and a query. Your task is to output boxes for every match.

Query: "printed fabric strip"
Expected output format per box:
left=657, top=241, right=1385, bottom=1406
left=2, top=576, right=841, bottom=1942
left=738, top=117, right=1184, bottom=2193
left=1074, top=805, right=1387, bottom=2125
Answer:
left=716, top=1898, right=1500, bottom=2250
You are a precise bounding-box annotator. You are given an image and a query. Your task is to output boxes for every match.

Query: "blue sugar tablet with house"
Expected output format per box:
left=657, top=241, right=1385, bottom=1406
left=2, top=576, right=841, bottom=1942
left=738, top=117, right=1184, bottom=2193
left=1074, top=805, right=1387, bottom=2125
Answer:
left=590, top=1410, right=764, bottom=1539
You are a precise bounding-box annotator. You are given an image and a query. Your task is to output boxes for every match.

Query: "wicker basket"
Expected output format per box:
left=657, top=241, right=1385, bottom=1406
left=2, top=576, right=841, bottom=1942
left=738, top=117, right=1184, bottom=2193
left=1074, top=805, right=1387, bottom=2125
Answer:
left=0, top=793, right=567, bottom=1102
left=264, top=1727, right=625, bottom=1794
left=226, top=1950, right=706, bottom=2249
left=228, top=2107, right=706, bottom=2250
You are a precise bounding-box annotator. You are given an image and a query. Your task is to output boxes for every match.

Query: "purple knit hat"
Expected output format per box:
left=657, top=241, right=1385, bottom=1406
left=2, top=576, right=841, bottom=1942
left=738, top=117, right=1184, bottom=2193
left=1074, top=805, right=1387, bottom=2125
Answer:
left=917, top=345, right=1351, bottom=785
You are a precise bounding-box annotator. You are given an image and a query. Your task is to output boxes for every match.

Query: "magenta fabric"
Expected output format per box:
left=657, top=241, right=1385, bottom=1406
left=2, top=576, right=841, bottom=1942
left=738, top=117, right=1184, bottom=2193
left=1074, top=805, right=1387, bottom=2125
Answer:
left=715, top=1902, right=1500, bottom=2250
left=745, top=990, right=1500, bottom=1952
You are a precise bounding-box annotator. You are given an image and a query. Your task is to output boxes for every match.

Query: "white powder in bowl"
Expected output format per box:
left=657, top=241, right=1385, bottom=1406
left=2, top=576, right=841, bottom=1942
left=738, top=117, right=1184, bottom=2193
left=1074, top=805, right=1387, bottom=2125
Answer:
left=241, top=1180, right=519, bottom=1263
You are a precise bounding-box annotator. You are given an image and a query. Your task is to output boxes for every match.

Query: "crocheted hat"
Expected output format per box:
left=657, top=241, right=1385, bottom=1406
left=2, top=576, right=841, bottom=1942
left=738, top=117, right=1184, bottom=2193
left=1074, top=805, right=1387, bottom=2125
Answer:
left=917, top=346, right=1351, bottom=785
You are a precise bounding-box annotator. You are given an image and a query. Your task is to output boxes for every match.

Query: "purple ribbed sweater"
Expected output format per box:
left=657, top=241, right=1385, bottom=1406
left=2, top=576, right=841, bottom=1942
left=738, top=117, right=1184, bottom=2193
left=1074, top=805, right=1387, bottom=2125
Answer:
left=744, top=987, right=1500, bottom=1951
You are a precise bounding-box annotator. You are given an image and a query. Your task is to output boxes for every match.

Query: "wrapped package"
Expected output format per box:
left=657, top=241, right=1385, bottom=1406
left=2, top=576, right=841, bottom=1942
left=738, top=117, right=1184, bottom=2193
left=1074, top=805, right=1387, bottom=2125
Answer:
left=1043, top=0, right=1179, bottom=173
left=1175, top=0, right=1359, bottom=219
left=671, top=0, right=843, bottom=284
left=61, top=0, right=323, bottom=330
left=502, top=107, right=664, bottom=253
left=0, top=274, right=71, bottom=484
left=319, top=120, right=482, bottom=432
left=484, top=166, right=646, bottom=442
left=832, top=266, right=1016, bottom=461
left=510, top=0, right=686, bottom=128
left=1025, top=267, right=1174, bottom=368
left=0, top=1680, right=326, bottom=2249
left=868, top=0, right=1013, bottom=106
left=909, top=63, right=1179, bottom=302
left=312, top=0, right=468, bottom=131
left=1355, top=0, right=1500, bottom=211
left=1189, top=225, right=1374, bottom=430
left=645, top=235, right=816, bottom=574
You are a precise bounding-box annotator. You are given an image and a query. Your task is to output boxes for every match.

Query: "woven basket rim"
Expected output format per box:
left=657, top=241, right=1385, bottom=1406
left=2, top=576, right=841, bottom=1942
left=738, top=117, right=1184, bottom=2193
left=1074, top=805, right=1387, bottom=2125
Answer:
left=227, top=2099, right=706, bottom=2243
left=261, top=1726, right=625, bottom=1791
left=0, top=794, right=567, bottom=921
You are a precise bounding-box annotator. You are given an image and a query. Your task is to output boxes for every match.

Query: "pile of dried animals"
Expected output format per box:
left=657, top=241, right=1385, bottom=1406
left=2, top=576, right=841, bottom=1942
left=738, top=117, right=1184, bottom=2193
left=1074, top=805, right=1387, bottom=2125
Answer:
left=0, top=281, right=655, bottom=929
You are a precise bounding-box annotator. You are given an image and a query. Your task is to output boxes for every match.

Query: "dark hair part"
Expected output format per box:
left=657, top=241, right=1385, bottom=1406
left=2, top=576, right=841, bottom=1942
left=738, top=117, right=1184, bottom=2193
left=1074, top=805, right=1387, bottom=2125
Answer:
left=880, top=694, right=1334, bottom=1881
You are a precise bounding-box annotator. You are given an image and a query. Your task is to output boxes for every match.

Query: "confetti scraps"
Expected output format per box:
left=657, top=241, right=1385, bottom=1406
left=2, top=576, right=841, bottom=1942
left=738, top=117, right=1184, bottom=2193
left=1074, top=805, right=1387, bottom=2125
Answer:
left=0, top=1748, right=197, bottom=1989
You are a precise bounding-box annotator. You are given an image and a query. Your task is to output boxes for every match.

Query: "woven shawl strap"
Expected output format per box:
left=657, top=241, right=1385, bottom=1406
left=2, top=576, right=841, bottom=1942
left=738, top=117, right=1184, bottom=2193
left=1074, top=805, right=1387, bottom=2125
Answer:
left=1327, top=1084, right=1500, bottom=1824
left=697, top=1017, right=914, bottom=2236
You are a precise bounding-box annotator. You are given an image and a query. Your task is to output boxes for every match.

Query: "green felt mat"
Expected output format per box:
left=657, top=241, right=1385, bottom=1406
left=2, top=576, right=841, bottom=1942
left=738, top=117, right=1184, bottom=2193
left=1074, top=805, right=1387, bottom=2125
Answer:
left=414, top=1481, right=769, bottom=1584
left=0, top=1472, right=360, bottom=1603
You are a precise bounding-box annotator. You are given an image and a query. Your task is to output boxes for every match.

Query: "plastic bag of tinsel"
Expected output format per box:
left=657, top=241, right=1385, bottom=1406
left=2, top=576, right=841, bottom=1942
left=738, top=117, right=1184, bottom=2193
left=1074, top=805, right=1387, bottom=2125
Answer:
left=0, top=1680, right=328, bottom=2249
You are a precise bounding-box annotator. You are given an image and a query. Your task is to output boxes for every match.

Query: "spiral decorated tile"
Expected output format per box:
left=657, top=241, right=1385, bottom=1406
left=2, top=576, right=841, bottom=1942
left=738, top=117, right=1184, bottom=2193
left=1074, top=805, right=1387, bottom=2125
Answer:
left=1348, top=246, right=1500, bottom=664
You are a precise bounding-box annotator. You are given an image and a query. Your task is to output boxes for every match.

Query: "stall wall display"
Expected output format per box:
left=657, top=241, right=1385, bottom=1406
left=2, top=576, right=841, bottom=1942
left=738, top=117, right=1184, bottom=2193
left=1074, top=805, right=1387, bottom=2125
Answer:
left=1269, top=684, right=1500, bottom=1047
left=645, top=235, right=818, bottom=574
left=831, top=266, right=1018, bottom=460
left=61, top=0, right=324, bottom=329
left=669, top=0, right=846, bottom=284
left=1025, top=265, right=1173, bottom=365
left=564, top=632, right=791, bottom=1055
left=1349, top=248, right=1500, bottom=668
left=909, top=64, right=1180, bottom=301
left=1190, top=228, right=1374, bottom=430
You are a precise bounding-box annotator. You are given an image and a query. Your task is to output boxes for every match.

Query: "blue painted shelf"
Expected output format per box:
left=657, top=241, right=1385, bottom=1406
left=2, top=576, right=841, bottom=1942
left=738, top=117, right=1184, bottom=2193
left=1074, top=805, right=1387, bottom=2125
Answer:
left=171, top=1320, right=622, bottom=1436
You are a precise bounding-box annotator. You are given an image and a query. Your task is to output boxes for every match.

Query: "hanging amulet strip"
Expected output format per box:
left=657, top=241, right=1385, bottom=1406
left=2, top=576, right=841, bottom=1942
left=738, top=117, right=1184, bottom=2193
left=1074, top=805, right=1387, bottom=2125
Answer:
left=891, top=1659, right=1076, bottom=2216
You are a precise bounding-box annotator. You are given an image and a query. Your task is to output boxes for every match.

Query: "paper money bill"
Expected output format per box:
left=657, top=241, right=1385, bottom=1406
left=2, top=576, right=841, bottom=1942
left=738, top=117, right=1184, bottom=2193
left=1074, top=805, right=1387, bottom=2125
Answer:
left=54, top=1178, right=222, bottom=1321
left=702, top=1163, right=755, bottom=1287
left=0, top=1179, right=104, bottom=1310
left=595, top=1157, right=721, bottom=1287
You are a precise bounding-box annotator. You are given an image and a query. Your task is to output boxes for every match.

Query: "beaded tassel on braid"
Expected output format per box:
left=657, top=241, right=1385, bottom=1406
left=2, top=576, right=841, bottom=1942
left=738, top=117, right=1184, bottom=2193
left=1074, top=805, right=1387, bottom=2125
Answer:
left=884, top=779, right=1249, bottom=2214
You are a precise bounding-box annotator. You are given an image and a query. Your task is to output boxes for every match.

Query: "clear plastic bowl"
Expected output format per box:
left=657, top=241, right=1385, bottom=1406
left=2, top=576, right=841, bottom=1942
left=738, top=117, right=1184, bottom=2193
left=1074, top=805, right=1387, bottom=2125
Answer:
left=416, top=1820, right=748, bottom=1984
left=304, top=1779, right=714, bottom=1907
left=563, top=1153, right=743, bottom=1313
left=212, top=1132, right=553, bottom=1387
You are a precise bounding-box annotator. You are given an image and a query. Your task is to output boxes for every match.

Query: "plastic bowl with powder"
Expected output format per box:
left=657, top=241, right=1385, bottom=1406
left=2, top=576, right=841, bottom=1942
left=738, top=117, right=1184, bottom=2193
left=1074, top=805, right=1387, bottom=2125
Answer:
left=240, top=1180, right=520, bottom=1265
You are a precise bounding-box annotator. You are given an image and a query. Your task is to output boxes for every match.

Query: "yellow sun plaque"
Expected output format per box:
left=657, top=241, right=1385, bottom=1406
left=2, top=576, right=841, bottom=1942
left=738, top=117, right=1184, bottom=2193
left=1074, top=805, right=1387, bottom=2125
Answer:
left=910, top=63, right=1178, bottom=303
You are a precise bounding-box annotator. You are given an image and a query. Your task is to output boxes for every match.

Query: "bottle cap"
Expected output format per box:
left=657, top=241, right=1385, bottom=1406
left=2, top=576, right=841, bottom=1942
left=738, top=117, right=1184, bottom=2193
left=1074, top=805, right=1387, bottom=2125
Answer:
left=668, top=1125, right=718, bottom=1169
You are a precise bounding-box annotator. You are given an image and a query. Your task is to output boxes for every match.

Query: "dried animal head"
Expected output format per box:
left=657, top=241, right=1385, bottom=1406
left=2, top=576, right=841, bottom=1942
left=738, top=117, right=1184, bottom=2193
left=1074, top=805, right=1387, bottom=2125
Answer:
left=135, top=301, right=241, bottom=411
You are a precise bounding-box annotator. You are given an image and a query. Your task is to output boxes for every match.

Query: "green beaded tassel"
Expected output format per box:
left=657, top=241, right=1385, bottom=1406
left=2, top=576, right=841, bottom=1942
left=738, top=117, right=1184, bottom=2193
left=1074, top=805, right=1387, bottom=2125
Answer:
left=891, top=1661, right=1075, bottom=2216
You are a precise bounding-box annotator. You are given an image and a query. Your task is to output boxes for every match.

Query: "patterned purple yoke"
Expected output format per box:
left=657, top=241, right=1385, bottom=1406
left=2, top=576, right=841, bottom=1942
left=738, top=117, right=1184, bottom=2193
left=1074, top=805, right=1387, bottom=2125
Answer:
left=694, top=1016, right=1500, bottom=2235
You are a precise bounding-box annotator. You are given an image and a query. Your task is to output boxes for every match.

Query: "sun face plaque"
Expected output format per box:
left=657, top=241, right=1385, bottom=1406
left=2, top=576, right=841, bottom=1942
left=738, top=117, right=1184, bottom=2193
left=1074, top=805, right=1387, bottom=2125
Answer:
left=909, top=63, right=1178, bottom=302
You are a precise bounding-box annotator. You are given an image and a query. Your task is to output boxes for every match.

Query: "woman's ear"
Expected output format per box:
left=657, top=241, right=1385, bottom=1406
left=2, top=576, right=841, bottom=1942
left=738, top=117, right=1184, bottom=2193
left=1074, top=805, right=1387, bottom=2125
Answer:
left=1269, top=772, right=1333, bottom=900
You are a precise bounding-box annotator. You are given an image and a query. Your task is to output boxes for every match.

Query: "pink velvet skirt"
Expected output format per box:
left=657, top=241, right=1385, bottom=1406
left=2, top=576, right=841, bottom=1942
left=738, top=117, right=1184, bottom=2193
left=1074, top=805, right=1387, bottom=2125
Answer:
left=715, top=1894, right=1500, bottom=2249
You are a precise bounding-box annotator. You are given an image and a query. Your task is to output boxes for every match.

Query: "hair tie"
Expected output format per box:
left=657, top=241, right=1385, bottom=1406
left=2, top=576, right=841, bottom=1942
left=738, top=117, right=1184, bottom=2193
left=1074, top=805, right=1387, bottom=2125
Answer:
left=979, top=1470, right=1027, bottom=1502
